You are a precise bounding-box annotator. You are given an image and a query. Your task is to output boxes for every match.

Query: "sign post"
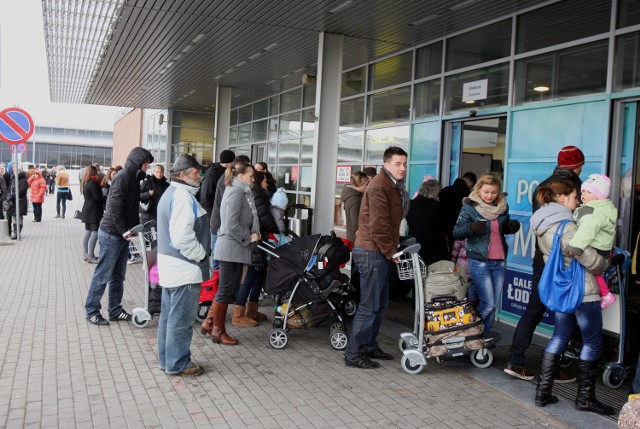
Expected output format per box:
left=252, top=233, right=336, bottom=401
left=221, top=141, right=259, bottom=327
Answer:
left=0, top=107, right=35, bottom=242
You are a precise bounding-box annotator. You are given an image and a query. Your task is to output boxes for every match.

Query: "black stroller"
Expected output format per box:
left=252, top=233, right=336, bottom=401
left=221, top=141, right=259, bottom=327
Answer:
left=258, top=232, right=354, bottom=350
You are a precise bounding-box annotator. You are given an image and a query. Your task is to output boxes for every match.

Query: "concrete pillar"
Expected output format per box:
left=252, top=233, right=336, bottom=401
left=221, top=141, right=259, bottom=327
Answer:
left=311, top=32, right=343, bottom=234
left=214, top=86, right=232, bottom=159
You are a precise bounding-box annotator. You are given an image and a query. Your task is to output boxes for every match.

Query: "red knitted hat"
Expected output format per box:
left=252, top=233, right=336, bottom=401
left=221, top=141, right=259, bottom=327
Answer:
left=557, top=145, right=585, bottom=169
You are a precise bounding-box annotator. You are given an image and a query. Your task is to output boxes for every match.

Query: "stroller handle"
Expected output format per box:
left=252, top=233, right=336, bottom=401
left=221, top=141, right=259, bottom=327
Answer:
left=256, top=241, right=279, bottom=258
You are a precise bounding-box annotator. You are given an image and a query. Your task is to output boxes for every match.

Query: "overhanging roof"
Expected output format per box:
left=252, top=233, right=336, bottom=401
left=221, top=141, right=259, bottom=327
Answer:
left=42, top=0, right=549, bottom=111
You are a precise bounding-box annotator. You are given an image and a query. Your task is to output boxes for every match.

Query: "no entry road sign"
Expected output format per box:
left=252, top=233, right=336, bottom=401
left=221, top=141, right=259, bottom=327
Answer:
left=0, top=107, right=34, bottom=145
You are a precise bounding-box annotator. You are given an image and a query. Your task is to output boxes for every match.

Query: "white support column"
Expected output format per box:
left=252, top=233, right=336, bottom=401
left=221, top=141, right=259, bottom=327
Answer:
left=311, top=32, right=343, bottom=234
left=214, top=86, right=232, bottom=159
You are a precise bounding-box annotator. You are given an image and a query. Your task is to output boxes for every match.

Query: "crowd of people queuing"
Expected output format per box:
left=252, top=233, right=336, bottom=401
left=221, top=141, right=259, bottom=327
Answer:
left=7, top=141, right=635, bottom=414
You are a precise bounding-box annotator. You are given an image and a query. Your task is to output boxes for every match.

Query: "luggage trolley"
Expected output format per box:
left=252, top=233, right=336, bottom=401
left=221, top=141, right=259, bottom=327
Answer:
left=395, top=239, right=494, bottom=375
left=126, top=221, right=158, bottom=328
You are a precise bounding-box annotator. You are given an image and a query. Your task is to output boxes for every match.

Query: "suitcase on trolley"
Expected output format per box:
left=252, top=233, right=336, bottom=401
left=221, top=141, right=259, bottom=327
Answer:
left=423, top=299, right=484, bottom=358
left=424, top=260, right=468, bottom=302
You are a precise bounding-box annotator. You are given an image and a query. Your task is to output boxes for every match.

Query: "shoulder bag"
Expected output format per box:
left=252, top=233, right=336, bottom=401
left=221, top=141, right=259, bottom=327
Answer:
left=538, top=220, right=585, bottom=314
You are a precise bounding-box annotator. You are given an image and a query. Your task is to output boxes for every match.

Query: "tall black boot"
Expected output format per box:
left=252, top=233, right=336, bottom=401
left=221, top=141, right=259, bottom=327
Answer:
left=575, top=360, right=614, bottom=415
left=535, top=352, right=560, bottom=407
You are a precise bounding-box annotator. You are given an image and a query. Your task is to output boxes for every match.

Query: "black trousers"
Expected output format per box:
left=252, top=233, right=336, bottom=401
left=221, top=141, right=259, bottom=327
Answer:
left=508, top=255, right=547, bottom=367
left=215, top=260, right=245, bottom=304
left=33, top=203, right=42, bottom=221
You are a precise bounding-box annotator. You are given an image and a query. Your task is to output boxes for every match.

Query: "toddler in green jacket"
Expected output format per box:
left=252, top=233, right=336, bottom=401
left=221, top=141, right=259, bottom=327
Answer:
left=566, top=174, right=617, bottom=309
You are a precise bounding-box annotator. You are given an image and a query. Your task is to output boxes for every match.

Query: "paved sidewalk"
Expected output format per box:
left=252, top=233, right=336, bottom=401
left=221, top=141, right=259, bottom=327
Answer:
left=0, top=190, right=604, bottom=428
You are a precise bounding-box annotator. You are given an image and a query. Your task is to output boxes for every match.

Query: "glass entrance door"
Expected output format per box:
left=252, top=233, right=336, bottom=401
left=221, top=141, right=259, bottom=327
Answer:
left=252, top=143, right=267, bottom=164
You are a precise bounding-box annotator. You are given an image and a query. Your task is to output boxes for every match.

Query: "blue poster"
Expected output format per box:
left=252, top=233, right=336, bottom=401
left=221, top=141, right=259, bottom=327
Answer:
left=501, top=269, right=555, bottom=327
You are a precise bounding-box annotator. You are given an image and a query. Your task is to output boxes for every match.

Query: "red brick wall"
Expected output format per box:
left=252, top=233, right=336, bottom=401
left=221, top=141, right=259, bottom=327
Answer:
left=112, top=108, right=143, bottom=167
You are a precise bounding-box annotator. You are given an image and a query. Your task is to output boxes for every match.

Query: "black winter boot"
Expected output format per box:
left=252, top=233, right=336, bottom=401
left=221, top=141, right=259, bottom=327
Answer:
left=535, top=352, right=560, bottom=407
left=574, top=360, right=614, bottom=415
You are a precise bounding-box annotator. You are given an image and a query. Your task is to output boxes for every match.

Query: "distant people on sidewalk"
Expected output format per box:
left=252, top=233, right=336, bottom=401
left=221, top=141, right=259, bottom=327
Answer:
left=28, top=170, right=47, bottom=222
left=55, top=166, right=70, bottom=219
left=81, top=165, right=104, bottom=264
left=505, top=145, right=584, bottom=382
left=157, top=154, right=209, bottom=376
left=0, top=164, right=7, bottom=222
left=102, top=167, right=118, bottom=198
left=43, top=168, right=53, bottom=195
left=48, top=168, right=56, bottom=194
left=84, top=147, right=154, bottom=326
left=453, top=172, right=520, bottom=335
left=345, top=146, right=408, bottom=369
left=6, top=162, right=28, bottom=240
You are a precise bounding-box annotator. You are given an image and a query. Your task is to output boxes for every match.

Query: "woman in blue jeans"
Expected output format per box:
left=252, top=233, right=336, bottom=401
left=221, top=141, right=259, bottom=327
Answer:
left=529, top=179, right=613, bottom=415
left=453, top=172, right=520, bottom=334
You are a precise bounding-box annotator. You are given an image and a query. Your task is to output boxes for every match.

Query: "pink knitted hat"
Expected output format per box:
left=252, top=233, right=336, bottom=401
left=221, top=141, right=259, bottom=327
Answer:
left=581, top=174, right=610, bottom=200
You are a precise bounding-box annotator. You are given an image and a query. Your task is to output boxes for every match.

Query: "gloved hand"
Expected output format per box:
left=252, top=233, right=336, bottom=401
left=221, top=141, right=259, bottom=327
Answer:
left=610, top=253, right=625, bottom=266
left=469, top=220, right=486, bottom=234
left=506, top=220, right=520, bottom=234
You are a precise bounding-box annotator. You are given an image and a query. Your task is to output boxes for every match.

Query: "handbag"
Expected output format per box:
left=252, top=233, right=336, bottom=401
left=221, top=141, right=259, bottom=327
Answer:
left=66, top=188, right=73, bottom=201
left=74, top=209, right=83, bottom=220
left=250, top=242, right=266, bottom=267
left=538, top=220, right=585, bottom=314
left=2, top=199, right=13, bottom=213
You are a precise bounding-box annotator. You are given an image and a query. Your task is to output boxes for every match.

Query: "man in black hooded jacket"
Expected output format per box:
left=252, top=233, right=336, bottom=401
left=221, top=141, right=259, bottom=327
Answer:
left=85, top=147, right=154, bottom=326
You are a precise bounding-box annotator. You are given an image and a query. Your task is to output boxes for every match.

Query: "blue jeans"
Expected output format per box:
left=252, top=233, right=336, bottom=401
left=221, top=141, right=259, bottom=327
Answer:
left=211, top=233, right=219, bottom=271
left=468, top=259, right=505, bottom=332
left=85, top=228, right=130, bottom=318
left=545, top=301, right=602, bottom=361
left=236, top=266, right=264, bottom=306
left=345, top=247, right=391, bottom=361
left=157, top=283, right=200, bottom=374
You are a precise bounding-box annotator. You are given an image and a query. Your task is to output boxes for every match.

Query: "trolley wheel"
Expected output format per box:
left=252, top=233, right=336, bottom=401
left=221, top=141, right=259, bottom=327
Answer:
left=470, top=349, right=493, bottom=369
left=398, top=335, right=419, bottom=352
left=268, top=329, right=288, bottom=349
left=401, top=354, right=424, bottom=375
left=132, top=314, right=150, bottom=328
left=560, top=354, right=573, bottom=369
left=329, top=330, right=348, bottom=350
left=342, top=298, right=358, bottom=318
left=602, top=365, right=627, bottom=389
left=196, top=304, right=209, bottom=323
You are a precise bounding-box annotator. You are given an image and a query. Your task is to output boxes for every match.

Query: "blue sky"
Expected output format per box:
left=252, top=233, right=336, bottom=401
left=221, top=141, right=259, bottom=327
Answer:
left=0, top=0, right=123, bottom=130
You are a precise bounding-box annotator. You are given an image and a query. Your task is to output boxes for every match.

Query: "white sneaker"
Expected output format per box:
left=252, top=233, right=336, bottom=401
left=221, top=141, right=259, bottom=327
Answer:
left=127, top=255, right=141, bottom=265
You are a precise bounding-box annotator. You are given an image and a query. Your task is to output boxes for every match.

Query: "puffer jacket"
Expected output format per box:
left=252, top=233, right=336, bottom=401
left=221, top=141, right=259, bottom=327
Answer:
left=452, top=198, right=512, bottom=262
left=8, top=172, right=28, bottom=216
left=530, top=202, right=605, bottom=304
left=28, top=171, right=47, bottom=203
left=254, top=187, right=278, bottom=234
left=100, top=147, right=154, bottom=235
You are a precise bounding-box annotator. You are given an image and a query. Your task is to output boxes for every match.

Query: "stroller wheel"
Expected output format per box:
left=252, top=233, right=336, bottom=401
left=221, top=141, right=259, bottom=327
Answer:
left=342, top=298, right=358, bottom=318
left=269, top=329, right=288, bottom=349
left=196, top=304, right=210, bottom=323
left=329, top=321, right=345, bottom=333
left=602, top=365, right=626, bottom=389
left=329, top=330, right=348, bottom=350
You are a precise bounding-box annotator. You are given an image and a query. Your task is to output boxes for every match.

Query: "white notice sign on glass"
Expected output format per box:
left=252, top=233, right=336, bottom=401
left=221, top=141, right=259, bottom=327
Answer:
left=462, top=79, right=488, bottom=102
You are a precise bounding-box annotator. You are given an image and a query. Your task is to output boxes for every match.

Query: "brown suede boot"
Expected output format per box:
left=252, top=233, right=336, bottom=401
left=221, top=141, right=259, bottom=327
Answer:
left=245, top=301, right=267, bottom=322
left=210, top=302, right=238, bottom=345
left=200, top=304, right=215, bottom=335
left=232, top=305, right=258, bottom=327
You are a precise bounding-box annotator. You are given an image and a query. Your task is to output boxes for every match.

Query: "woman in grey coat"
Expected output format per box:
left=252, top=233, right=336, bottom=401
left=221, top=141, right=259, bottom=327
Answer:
left=529, top=179, right=612, bottom=415
left=202, top=161, right=261, bottom=345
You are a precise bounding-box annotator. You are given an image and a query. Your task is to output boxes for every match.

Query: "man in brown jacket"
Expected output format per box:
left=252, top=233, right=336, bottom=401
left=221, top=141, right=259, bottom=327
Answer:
left=345, top=146, right=409, bottom=369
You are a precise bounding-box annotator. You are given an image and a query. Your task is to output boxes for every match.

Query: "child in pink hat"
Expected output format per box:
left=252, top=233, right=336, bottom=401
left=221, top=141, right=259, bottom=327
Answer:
left=566, top=174, right=618, bottom=309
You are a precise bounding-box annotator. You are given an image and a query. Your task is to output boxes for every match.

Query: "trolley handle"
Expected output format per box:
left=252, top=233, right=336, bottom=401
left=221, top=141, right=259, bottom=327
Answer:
left=392, top=243, right=421, bottom=259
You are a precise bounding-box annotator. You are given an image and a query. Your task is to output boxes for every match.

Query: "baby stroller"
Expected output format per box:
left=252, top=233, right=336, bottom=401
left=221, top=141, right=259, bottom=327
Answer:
left=258, top=232, right=354, bottom=350
left=396, top=238, right=496, bottom=375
